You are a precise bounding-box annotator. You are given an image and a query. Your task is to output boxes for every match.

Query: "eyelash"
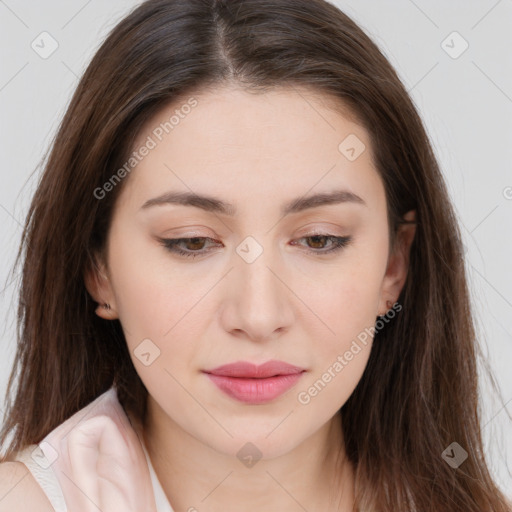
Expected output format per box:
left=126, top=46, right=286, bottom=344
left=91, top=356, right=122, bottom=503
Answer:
left=159, top=234, right=352, bottom=259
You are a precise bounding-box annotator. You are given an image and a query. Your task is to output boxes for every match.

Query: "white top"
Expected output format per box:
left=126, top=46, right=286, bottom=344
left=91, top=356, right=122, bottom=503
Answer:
left=12, top=387, right=175, bottom=512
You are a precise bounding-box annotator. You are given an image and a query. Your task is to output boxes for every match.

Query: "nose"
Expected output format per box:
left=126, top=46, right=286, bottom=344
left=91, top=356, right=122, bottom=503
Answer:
left=219, top=243, right=295, bottom=343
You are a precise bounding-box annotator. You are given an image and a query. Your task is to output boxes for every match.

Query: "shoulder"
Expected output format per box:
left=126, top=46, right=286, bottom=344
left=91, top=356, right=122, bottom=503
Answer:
left=0, top=461, right=54, bottom=511
left=0, top=387, right=123, bottom=512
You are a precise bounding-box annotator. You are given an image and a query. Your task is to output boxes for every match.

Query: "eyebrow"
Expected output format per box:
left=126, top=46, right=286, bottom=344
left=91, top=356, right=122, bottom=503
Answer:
left=140, top=188, right=366, bottom=216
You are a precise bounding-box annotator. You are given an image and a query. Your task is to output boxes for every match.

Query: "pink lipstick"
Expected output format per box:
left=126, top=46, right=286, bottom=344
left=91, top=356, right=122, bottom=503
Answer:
left=203, top=360, right=305, bottom=404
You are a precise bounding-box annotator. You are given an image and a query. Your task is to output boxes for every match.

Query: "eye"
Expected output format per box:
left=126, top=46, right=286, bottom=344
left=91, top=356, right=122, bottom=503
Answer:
left=159, top=233, right=352, bottom=259
left=159, top=237, right=219, bottom=259
left=291, top=234, right=352, bottom=255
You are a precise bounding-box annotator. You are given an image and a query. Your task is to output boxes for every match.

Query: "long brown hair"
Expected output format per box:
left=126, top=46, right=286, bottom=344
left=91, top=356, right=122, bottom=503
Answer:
left=1, top=0, right=510, bottom=509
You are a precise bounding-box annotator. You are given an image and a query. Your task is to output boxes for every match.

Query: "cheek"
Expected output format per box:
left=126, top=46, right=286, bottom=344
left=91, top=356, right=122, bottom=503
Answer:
left=302, top=253, right=387, bottom=349
left=107, top=223, right=194, bottom=335
left=106, top=228, right=216, bottom=385
left=295, top=272, right=379, bottom=414
left=301, top=282, right=377, bottom=403
left=295, top=242, right=388, bottom=407
left=297, top=341, right=372, bottom=411
left=105, top=235, right=186, bottom=376
left=110, top=259, right=171, bottom=337
left=107, top=247, right=200, bottom=394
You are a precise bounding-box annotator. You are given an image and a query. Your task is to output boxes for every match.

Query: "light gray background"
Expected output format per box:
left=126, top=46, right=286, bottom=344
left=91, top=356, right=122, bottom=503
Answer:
left=0, top=0, right=511, bottom=496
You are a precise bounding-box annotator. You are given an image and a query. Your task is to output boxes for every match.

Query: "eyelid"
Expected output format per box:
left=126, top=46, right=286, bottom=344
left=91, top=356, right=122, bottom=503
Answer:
left=294, top=221, right=347, bottom=234
left=160, top=227, right=215, bottom=238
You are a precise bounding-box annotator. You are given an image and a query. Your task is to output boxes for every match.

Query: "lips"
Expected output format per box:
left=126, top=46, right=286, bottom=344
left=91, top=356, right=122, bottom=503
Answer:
left=202, top=360, right=306, bottom=404
left=203, top=360, right=305, bottom=378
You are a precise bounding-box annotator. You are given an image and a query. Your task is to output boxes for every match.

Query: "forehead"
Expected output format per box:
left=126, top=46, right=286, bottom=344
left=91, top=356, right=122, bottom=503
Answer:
left=133, top=84, right=365, bottom=155
left=120, top=85, right=383, bottom=213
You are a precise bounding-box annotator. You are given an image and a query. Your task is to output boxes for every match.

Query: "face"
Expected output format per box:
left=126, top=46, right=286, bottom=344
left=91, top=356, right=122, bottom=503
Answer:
left=86, top=85, right=414, bottom=459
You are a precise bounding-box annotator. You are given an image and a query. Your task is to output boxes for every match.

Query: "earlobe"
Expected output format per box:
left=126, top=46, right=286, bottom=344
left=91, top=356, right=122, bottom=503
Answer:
left=94, top=301, right=117, bottom=320
left=84, top=252, right=118, bottom=319
left=378, top=209, right=417, bottom=316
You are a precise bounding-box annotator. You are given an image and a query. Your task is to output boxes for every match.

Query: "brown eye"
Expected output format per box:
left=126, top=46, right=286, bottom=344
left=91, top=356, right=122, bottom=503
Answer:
left=291, top=234, right=352, bottom=255
left=305, top=235, right=329, bottom=249
left=160, top=237, right=219, bottom=258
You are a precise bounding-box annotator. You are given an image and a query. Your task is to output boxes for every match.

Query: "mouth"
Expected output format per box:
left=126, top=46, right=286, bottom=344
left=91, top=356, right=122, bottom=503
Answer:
left=202, top=360, right=306, bottom=404
left=203, top=360, right=305, bottom=378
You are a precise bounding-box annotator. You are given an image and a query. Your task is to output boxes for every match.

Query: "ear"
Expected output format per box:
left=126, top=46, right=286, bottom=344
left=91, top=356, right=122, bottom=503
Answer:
left=84, top=251, right=118, bottom=320
left=377, top=209, right=416, bottom=316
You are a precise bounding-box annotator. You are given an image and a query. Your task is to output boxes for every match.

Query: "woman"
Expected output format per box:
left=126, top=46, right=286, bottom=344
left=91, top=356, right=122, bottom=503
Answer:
left=0, top=0, right=510, bottom=510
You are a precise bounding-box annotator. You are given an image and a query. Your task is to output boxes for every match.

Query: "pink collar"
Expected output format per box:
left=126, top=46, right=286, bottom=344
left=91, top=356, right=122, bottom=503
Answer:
left=39, top=387, right=173, bottom=511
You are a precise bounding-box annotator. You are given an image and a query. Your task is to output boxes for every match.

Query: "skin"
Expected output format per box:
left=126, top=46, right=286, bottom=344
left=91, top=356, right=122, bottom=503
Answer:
left=85, top=85, right=416, bottom=512
left=0, top=463, right=54, bottom=512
